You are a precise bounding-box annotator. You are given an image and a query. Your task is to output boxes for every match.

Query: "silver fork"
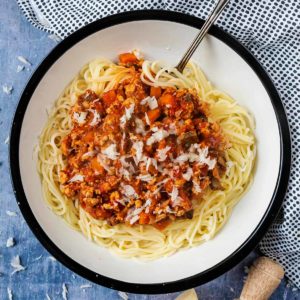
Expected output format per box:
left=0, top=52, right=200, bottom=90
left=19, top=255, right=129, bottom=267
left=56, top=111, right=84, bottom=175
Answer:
left=176, top=0, right=231, bottom=73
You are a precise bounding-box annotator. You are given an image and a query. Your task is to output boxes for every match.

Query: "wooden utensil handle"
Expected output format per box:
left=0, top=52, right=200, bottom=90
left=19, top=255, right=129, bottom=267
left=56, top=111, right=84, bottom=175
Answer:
left=240, top=257, right=284, bottom=300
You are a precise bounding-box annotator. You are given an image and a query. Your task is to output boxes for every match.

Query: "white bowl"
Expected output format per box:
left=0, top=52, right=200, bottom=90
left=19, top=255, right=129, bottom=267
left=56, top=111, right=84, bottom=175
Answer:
left=10, top=10, right=290, bottom=294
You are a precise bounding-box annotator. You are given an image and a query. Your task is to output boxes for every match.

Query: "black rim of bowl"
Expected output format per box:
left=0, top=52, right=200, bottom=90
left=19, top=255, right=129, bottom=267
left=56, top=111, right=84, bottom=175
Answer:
left=9, top=10, right=291, bottom=294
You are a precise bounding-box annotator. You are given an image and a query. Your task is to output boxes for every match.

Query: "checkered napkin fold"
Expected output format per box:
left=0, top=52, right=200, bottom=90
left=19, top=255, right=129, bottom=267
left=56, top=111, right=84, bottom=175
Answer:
left=17, top=0, right=300, bottom=287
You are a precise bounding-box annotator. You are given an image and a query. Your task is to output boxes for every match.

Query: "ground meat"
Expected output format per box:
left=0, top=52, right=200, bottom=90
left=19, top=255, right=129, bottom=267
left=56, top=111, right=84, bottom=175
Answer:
left=59, top=52, right=228, bottom=228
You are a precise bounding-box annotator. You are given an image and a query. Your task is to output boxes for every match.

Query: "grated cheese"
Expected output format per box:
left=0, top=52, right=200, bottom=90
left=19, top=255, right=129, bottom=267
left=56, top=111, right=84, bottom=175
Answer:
left=120, top=103, right=135, bottom=128
left=135, top=118, right=146, bottom=135
left=88, top=109, right=101, bottom=126
left=166, top=206, right=176, bottom=214
left=68, top=174, right=84, bottom=183
left=11, top=255, right=26, bottom=274
left=82, top=150, right=97, bottom=159
left=97, top=154, right=111, bottom=172
left=146, top=129, right=169, bottom=145
left=125, top=103, right=135, bottom=119
left=170, top=186, right=179, bottom=202
left=137, top=174, right=153, bottom=182
left=16, top=65, right=25, bottom=72
left=102, top=144, right=119, bottom=160
left=145, top=112, right=151, bottom=125
left=155, top=209, right=163, bottom=215
left=48, top=256, right=56, bottom=261
left=146, top=157, right=151, bottom=171
left=205, top=158, right=216, bottom=170
left=140, top=96, right=150, bottom=105
left=80, top=284, right=92, bottom=289
left=193, top=180, right=202, bottom=194
left=6, top=237, right=15, bottom=247
left=6, top=211, right=17, bottom=217
left=129, top=214, right=140, bottom=225
left=118, top=291, right=129, bottom=300
left=73, top=111, right=87, bottom=124
left=157, top=146, right=171, bottom=162
left=145, top=199, right=152, bottom=207
left=127, top=199, right=152, bottom=224
left=169, top=123, right=177, bottom=135
left=176, top=145, right=216, bottom=170
left=119, top=167, right=130, bottom=180
left=148, top=97, right=158, bottom=109
left=122, top=184, right=138, bottom=198
left=151, top=158, right=158, bottom=170
left=176, top=153, right=198, bottom=163
left=62, top=284, right=68, bottom=300
left=120, top=114, right=127, bottom=127
left=33, top=255, right=42, bottom=261
left=170, top=189, right=182, bottom=207
left=120, top=156, right=135, bottom=174
left=7, top=288, right=13, bottom=300
left=116, top=198, right=126, bottom=206
left=192, top=145, right=216, bottom=170
left=2, top=84, right=13, bottom=94
left=141, top=96, right=158, bottom=110
left=132, top=141, right=144, bottom=162
left=17, top=56, right=31, bottom=65
left=133, top=206, right=144, bottom=216
left=182, top=167, right=193, bottom=181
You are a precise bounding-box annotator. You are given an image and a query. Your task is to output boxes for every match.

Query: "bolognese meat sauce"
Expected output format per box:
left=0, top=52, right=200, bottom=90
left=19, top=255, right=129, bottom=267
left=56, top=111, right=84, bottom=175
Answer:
left=59, top=53, right=228, bottom=229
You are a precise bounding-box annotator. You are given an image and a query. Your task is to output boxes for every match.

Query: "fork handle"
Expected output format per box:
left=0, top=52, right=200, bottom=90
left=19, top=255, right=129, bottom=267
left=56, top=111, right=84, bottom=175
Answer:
left=176, top=0, right=231, bottom=73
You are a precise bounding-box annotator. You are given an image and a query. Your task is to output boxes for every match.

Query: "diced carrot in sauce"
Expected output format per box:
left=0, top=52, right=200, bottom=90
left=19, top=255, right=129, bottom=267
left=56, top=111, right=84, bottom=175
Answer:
left=158, top=94, right=176, bottom=107
left=61, top=137, right=70, bottom=156
left=150, top=86, right=162, bottom=98
left=146, top=108, right=161, bottom=124
left=212, top=166, right=220, bottom=179
left=102, top=90, right=116, bottom=106
left=139, top=212, right=150, bottom=225
left=90, top=157, right=104, bottom=173
left=153, top=219, right=171, bottom=231
left=82, top=131, right=94, bottom=143
left=200, top=177, right=210, bottom=190
left=119, top=53, right=138, bottom=64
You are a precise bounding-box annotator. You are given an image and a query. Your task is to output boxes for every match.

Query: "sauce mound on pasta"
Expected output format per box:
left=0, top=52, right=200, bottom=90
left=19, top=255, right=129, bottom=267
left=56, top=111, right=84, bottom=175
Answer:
left=59, top=53, right=229, bottom=229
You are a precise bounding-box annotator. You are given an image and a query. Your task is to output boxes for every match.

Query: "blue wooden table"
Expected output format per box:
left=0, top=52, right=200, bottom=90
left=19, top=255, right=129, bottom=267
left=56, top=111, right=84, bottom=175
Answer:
left=0, top=1, right=299, bottom=299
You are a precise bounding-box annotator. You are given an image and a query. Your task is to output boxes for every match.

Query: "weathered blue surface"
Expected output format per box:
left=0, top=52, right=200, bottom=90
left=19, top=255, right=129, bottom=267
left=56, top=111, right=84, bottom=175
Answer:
left=0, top=1, right=299, bottom=299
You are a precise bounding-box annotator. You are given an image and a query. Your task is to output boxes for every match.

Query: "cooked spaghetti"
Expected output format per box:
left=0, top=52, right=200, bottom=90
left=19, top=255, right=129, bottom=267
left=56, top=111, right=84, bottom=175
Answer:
left=37, top=51, right=255, bottom=260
